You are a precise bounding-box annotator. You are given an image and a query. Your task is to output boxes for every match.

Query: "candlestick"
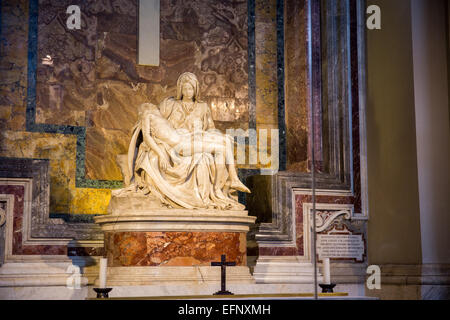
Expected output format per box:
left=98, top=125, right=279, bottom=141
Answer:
left=99, top=258, right=107, bottom=288
left=93, top=287, right=112, bottom=299
left=323, top=257, right=331, bottom=284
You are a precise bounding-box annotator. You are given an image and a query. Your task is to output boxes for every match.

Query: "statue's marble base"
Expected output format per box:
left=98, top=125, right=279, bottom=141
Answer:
left=94, top=208, right=256, bottom=286
left=103, top=231, right=247, bottom=267
left=85, top=283, right=368, bottom=299
left=93, top=266, right=255, bottom=287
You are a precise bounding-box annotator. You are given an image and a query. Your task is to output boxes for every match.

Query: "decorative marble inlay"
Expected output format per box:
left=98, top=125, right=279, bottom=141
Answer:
left=314, top=209, right=352, bottom=232
left=0, top=184, right=67, bottom=257
left=255, top=190, right=358, bottom=258
left=34, top=0, right=250, bottom=183
left=255, top=0, right=278, bottom=129
left=0, top=169, right=103, bottom=258
left=0, top=159, right=102, bottom=241
left=105, top=231, right=247, bottom=267
left=284, top=0, right=309, bottom=172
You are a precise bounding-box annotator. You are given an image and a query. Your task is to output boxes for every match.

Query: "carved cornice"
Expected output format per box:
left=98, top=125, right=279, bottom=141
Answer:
left=315, top=210, right=351, bottom=232
left=95, top=209, right=256, bottom=233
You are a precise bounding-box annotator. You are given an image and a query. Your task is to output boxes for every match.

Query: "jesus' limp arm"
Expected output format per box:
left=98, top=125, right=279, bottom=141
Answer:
left=141, top=111, right=170, bottom=171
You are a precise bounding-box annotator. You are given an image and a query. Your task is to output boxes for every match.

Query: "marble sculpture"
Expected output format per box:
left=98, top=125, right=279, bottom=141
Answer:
left=113, top=72, right=250, bottom=210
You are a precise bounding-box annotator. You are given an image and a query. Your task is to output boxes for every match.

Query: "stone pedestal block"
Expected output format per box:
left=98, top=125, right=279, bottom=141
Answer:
left=94, top=209, right=256, bottom=286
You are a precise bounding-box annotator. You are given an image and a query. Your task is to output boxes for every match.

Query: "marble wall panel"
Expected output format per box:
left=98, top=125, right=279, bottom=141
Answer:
left=294, top=193, right=359, bottom=258
left=0, top=0, right=29, bottom=108
left=69, top=187, right=111, bottom=215
left=0, top=0, right=28, bottom=138
left=255, top=0, right=278, bottom=129
left=284, top=0, right=309, bottom=172
left=34, top=0, right=249, bottom=181
left=254, top=192, right=359, bottom=257
left=0, top=0, right=113, bottom=215
left=258, top=246, right=297, bottom=256
left=0, top=179, right=103, bottom=257
left=0, top=184, right=67, bottom=256
left=1, top=158, right=95, bottom=236
left=0, top=0, right=251, bottom=215
left=350, top=0, right=362, bottom=213
left=0, top=132, right=112, bottom=215
left=0, top=131, right=77, bottom=160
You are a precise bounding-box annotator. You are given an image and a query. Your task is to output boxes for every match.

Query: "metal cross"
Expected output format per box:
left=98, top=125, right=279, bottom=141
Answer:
left=211, top=254, right=236, bottom=295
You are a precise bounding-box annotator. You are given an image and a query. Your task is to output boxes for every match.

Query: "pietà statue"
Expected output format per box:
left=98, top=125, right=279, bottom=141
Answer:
left=113, top=72, right=250, bottom=211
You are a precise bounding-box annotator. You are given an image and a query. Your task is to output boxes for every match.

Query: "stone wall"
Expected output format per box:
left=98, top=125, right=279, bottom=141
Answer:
left=0, top=0, right=283, bottom=217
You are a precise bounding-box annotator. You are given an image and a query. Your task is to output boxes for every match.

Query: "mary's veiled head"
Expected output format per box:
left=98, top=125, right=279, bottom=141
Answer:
left=176, top=72, right=200, bottom=101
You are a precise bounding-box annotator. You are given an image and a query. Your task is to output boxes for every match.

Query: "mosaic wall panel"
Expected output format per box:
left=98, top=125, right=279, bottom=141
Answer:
left=0, top=0, right=272, bottom=216
left=284, top=0, right=309, bottom=172
left=35, top=0, right=250, bottom=182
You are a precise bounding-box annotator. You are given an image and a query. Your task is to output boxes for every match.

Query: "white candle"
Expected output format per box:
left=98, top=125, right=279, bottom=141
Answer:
left=99, top=258, right=108, bottom=288
left=323, top=257, right=331, bottom=284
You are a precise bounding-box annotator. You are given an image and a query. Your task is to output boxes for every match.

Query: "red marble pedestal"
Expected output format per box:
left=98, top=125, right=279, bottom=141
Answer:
left=104, top=231, right=247, bottom=267
left=94, top=209, right=256, bottom=286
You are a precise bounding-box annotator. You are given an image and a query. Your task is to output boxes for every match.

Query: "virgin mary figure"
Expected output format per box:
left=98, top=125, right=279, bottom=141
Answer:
left=116, top=72, right=250, bottom=210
